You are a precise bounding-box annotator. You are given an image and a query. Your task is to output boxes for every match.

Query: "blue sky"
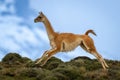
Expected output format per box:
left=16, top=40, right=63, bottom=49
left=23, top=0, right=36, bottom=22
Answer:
left=0, top=0, right=120, bottom=61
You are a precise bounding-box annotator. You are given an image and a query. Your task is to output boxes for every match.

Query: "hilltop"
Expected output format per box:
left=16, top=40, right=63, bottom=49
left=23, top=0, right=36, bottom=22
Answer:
left=0, top=53, right=120, bottom=80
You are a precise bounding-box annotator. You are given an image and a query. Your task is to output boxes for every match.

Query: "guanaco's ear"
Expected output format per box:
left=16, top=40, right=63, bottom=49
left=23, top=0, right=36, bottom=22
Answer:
left=39, top=12, right=41, bottom=14
left=39, top=12, right=43, bottom=15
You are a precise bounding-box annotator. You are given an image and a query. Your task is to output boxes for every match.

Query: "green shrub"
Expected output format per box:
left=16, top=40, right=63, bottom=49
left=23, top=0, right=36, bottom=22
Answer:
left=72, top=56, right=92, bottom=61
left=53, top=72, right=69, bottom=80
left=36, top=69, right=49, bottom=80
left=0, top=62, right=4, bottom=70
left=22, top=57, right=32, bottom=63
left=0, top=68, right=17, bottom=77
left=18, top=68, right=39, bottom=77
left=68, top=59, right=85, bottom=67
left=25, top=61, right=36, bottom=67
left=2, top=53, right=23, bottom=65
left=36, top=69, right=56, bottom=80
left=107, top=69, right=120, bottom=80
left=42, top=57, right=63, bottom=70
left=52, top=65, right=84, bottom=80
left=0, top=54, right=120, bottom=80
left=42, top=76, right=58, bottom=80
left=83, top=69, right=108, bottom=80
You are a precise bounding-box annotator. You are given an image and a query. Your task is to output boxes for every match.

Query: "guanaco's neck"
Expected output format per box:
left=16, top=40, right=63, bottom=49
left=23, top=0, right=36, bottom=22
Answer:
left=43, top=16, right=56, bottom=40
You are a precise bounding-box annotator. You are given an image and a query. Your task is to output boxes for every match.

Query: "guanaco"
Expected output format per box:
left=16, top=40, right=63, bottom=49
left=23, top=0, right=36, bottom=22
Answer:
left=34, top=12, right=109, bottom=70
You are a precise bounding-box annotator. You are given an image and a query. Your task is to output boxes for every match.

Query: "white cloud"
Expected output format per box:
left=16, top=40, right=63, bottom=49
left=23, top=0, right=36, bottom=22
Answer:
left=0, top=0, right=15, bottom=14
left=0, top=0, right=48, bottom=59
left=8, top=4, right=16, bottom=14
left=0, top=4, right=7, bottom=12
left=34, top=28, right=49, bottom=43
left=5, top=0, right=14, bottom=4
left=0, top=13, right=49, bottom=60
left=0, top=0, right=50, bottom=60
left=29, top=0, right=41, bottom=11
left=0, top=15, right=23, bottom=23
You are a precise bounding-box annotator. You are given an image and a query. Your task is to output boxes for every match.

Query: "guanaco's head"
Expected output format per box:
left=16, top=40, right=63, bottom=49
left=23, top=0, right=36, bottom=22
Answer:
left=34, top=12, right=45, bottom=23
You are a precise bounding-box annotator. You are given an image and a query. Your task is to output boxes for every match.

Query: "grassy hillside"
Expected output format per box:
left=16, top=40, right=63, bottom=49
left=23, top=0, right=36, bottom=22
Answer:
left=0, top=53, right=120, bottom=80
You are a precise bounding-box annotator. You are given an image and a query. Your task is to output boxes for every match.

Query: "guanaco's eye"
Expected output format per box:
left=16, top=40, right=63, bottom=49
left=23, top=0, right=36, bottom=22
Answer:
left=39, top=16, right=42, bottom=18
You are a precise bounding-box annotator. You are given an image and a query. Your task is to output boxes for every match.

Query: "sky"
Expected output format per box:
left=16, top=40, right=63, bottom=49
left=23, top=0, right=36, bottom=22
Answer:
left=0, top=0, right=120, bottom=61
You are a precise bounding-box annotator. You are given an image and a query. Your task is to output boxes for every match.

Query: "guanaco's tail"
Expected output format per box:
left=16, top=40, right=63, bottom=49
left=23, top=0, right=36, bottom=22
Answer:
left=85, top=29, right=96, bottom=36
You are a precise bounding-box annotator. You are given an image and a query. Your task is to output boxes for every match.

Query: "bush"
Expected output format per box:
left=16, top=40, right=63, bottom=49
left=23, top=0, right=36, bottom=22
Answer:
left=36, top=69, right=54, bottom=80
left=22, top=57, right=32, bottom=63
left=42, top=57, right=63, bottom=70
left=2, top=53, right=23, bottom=65
left=73, top=56, right=92, bottom=61
left=53, top=72, right=69, bottom=80
left=107, top=69, right=120, bottom=80
left=0, top=62, right=4, bottom=70
left=0, top=68, right=17, bottom=77
left=18, top=68, right=39, bottom=77
left=68, top=59, right=85, bottom=67
left=42, top=76, right=58, bottom=80
left=83, top=69, right=108, bottom=80
left=25, top=61, right=37, bottom=68
left=52, top=65, right=84, bottom=80
left=0, top=54, right=120, bottom=80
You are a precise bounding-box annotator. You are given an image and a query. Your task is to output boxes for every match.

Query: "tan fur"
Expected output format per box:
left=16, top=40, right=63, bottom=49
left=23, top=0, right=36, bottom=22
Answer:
left=85, top=29, right=96, bottom=36
left=34, top=12, right=109, bottom=70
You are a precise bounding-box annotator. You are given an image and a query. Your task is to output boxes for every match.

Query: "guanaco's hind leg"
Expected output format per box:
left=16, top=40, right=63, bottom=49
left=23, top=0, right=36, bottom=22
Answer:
left=92, top=51, right=109, bottom=68
left=80, top=41, right=89, bottom=52
left=80, top=40, right=109, bottom=70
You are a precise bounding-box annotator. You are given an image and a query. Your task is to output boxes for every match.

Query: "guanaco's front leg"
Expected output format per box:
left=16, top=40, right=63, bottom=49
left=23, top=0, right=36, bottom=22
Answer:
left=35, top=50, right=49, bottom=64
left=36, top=48, right=60, bottom=66
left=41, top=48, right=60, bottom=66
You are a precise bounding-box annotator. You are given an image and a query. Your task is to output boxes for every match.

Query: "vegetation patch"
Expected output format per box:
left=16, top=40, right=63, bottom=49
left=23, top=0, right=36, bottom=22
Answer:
left=0, top=53, right=120, bottom=80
